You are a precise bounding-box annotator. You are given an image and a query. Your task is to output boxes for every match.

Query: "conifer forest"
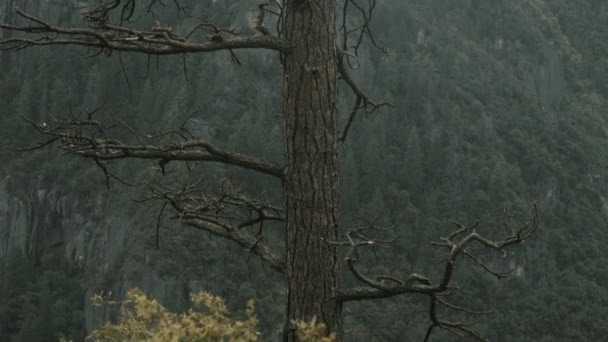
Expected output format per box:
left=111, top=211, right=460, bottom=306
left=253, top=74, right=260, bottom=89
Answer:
left=0, top=0, right=607, bottom=341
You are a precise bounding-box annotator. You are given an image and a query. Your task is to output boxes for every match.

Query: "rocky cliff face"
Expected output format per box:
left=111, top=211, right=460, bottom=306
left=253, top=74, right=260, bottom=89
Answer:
left=0, top=174, right=220, bottom=333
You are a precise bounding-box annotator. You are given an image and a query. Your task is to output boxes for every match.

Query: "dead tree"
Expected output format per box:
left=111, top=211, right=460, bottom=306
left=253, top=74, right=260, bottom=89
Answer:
left=1, top=1, right=538, bottom=340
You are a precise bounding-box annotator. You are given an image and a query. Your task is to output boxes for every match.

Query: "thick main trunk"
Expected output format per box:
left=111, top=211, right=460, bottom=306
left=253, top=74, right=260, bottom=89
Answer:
left=282, top=0, right=341, bottom=340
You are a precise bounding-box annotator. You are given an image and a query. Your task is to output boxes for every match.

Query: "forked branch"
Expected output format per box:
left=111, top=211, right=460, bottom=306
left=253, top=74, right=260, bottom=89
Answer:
left=339, top=0, right=387, bottom=58
left=337, top=50, right=394, bottom=142
left=336, top=0, right=394, bottom=142
left=336, top=203, right=539, bottom=341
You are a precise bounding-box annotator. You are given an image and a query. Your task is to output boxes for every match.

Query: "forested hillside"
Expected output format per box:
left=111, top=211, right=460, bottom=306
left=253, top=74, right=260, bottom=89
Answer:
left=1, top=0, right=607, bottom=341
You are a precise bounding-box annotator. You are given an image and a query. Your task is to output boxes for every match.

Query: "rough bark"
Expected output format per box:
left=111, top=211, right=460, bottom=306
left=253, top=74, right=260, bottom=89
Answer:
left=0, top=2, right=540, bottom=341
left=282, top=0, right=341, bottom=340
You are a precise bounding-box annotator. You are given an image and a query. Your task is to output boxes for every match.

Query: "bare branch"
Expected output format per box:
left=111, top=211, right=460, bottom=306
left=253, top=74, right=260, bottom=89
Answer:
left=14, top=137, right=59, bottom=151
left=335, top=0, right=394, bottom=143
left=435, top=296, right=493, bottom=315
left=155, top=202, right=168, bottom=249
left=336, top=203, right=539, bottom=340
left=184, top=217, right=285, bottom=274
left=337, top=49, right=394, bottom=142
left=144, top=179, right=285, bottom=274
left=0, top=9, right=292, bottom=55
left=85, top=154, right=286, bottom=274
left=338, top=203, right=538, bottom=300
left=339, top=0, right=387, bottom=71
left=422, top=295, right=489, bottom=342
left=21, top=114, right=285, bottom=180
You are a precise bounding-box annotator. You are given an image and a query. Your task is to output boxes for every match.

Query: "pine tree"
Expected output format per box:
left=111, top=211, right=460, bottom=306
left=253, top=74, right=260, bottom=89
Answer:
left=0, top=2, right=538, bottom=340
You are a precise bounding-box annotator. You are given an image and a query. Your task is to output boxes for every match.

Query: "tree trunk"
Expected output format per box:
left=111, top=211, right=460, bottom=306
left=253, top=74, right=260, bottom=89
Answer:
left=282, top=0, right=341, bottom=340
